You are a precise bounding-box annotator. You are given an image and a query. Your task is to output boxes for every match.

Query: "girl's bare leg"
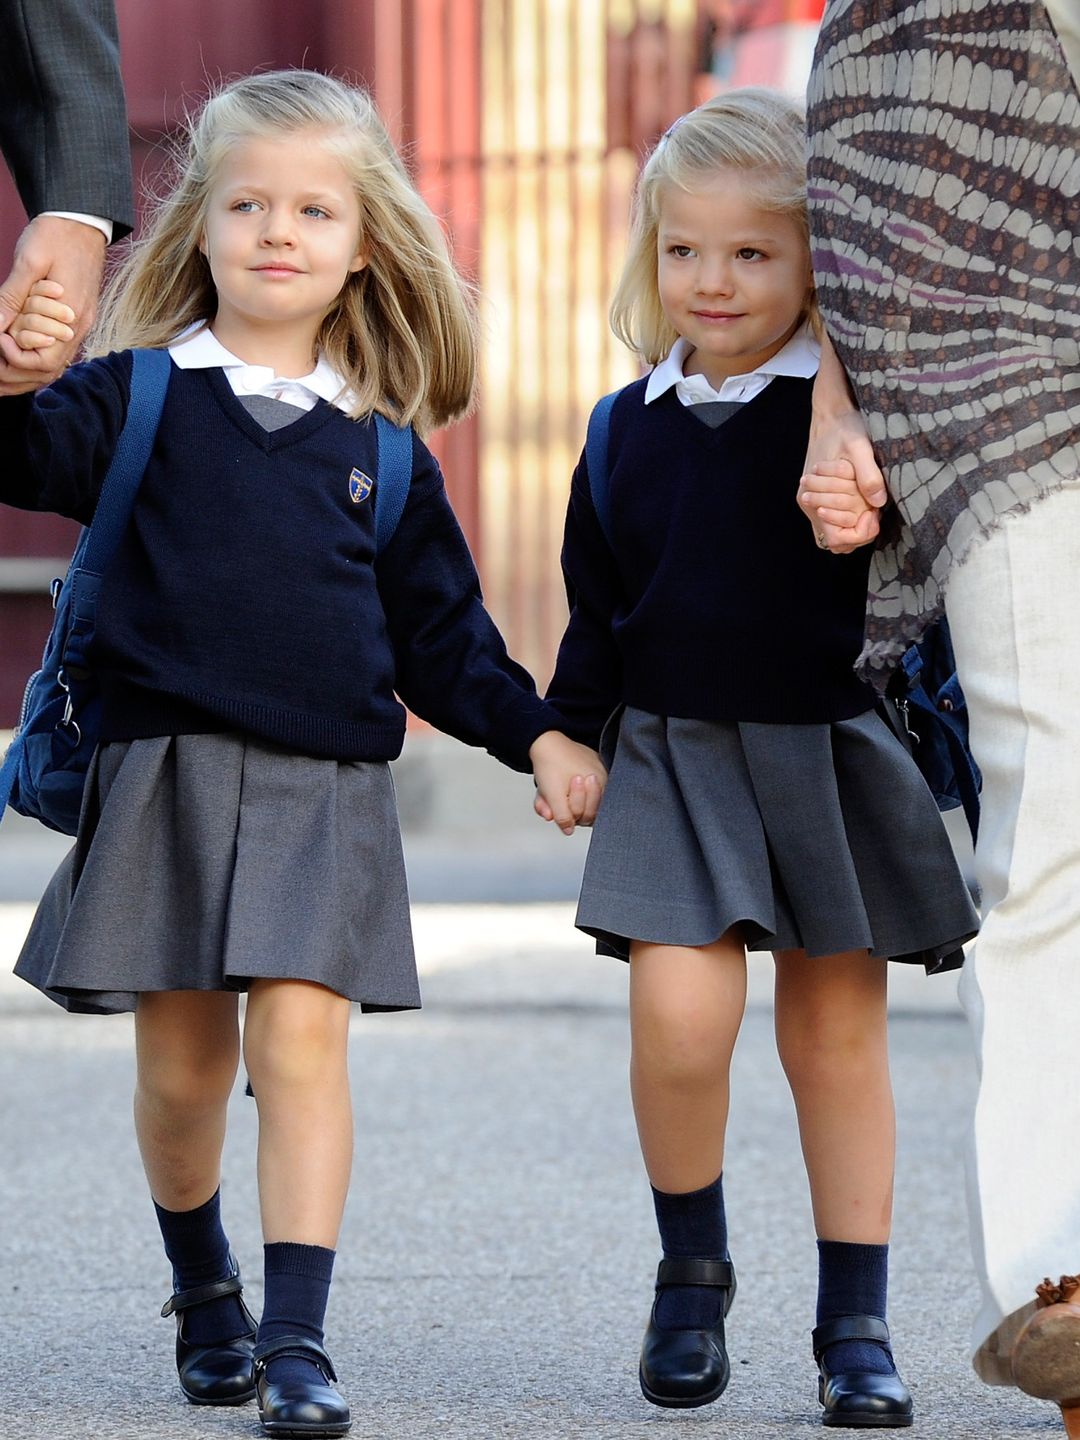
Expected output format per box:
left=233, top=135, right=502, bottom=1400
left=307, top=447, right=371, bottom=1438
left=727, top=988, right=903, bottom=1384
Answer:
left=134, top=990, right=240, bottom=1209
left=630, top=934, right=746, bottom=1408
left=773, top=948, right=893, bottom=1241
left=241, top=979, right=353, bottom=1427
left=242, top=978, right=353, bottom=1247
left=629, top=932, right=747, bottom=1193
left=135, top=989, right=254, bottom=1405
left=773, top=948, right=911, bottom=1422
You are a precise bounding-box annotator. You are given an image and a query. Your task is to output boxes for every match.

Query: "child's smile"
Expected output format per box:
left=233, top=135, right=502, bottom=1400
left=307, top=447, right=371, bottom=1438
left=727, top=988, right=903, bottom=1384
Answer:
left=656, top=173, right=812, bottom=387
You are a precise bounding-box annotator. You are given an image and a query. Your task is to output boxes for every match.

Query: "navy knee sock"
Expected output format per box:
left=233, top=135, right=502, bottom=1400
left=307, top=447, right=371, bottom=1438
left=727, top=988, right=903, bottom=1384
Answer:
left=154, top=1190, right=251, bottom=1346
left=651, top=1174, right=728, bottom=1330
left=816, top=1240, right=895, bottom=1376
left=258, top=1242, right=336, bottom=1388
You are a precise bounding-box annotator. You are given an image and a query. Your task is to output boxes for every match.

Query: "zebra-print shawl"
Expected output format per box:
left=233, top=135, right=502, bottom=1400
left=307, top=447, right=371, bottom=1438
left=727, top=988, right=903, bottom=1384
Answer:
left=807, top=0, right=1080, bottom=686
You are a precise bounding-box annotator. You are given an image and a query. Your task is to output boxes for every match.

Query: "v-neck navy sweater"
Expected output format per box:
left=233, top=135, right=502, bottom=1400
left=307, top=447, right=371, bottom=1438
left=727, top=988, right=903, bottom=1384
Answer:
left=546, top=375, right=875, bottom=746
left=0, top=350, right=559, bottom=769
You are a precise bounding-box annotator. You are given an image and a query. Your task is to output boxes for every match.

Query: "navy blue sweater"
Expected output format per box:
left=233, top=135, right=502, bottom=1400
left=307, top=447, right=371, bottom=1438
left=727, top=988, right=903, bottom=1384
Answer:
left=0, top=351, right=560, bottom=770
left=546, top=376, right=875, bottom=747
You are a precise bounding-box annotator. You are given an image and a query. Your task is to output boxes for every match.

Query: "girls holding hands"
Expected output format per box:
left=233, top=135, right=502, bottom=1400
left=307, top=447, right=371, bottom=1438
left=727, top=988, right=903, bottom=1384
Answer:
left=2, top=70, right=602, bottom=1438
left=547, top=90, right=978, bottom=1427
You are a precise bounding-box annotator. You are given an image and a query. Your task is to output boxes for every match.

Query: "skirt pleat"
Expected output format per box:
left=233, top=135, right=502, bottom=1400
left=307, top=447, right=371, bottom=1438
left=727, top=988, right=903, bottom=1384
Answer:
left=576, top=707, right=979, bottom=971
left=14, top=733, right=420, bottom=1014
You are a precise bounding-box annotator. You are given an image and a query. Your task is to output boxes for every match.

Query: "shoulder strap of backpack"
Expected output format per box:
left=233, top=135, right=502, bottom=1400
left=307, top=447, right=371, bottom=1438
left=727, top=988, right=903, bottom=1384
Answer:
left=584, top=389, right=620, bottom=548
left=372, top=413, right=413, bottom=553
left=0, top=348, right=172, bottom=820
left=81, top=348, right=173, bottom=573
left=941, top=718, right=981, bottom=843
left=0, top=722, right=19, bottom=814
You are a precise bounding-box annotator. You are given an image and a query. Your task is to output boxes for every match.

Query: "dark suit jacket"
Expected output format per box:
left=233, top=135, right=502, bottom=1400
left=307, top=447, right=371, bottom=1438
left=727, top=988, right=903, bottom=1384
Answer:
left=0, top=0, right=134, bottom=238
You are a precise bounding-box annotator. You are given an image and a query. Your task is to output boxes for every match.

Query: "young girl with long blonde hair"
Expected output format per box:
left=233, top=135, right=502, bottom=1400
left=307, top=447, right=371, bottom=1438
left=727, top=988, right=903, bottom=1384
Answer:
left=545, top=89, right=977, bottom=1427
left=2, top=68, right=603, bottom=1438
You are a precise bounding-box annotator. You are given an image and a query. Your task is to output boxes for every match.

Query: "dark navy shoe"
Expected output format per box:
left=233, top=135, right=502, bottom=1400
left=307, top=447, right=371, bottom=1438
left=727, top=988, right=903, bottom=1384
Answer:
left=161, top=1260, right=257, bottom=1406
left=813, top=1315, right=914, bottom=1428
left=638, top=1256, right=737, bottom=1408
left=254, top=1334, right=351, bottom=1437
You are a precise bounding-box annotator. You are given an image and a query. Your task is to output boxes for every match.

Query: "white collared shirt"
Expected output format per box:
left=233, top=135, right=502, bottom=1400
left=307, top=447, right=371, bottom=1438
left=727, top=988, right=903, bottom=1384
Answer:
left=644, top=324, right=820, bottom=409
left=168, top=324, right=354, bottom=414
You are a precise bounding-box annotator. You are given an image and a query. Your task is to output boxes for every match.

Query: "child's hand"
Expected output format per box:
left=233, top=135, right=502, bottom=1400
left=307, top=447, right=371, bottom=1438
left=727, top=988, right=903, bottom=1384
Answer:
left=8, top=279, right=76, bottom=352
left=529, top=730, right=607, bottom=835
left=797, top=458, right=882, bottom=553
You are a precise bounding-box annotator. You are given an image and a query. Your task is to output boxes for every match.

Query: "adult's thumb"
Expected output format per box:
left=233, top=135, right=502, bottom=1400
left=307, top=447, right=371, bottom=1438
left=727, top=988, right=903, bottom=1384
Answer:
left=853, top=450, right=889, bottom=509
left=0, top=253, right=35, bottom=334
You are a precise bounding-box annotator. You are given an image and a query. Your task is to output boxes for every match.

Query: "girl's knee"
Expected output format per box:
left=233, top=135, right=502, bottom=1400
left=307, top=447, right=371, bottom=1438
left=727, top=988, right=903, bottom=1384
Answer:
left=136, top=1045, right=238, bottom=1113
left=243, top=980, right=350, bottom=1090
left=632, top=993, right=731, bottom=1091
left=776, top=1007, right=888, bottom=1093
left=135, top=992, right=239, bottom=1111
left=775, top=954, right=886, bottom=1059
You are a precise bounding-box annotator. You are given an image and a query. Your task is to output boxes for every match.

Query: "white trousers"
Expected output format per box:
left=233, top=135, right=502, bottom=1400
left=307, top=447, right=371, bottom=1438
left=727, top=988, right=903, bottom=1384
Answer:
left=1044, top=0, right=1080, bottom=82
left=946, top=484, right=1080, bottom=1384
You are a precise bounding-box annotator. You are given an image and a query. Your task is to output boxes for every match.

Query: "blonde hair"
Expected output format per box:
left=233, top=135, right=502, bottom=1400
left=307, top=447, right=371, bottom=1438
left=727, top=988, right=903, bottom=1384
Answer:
left=90, top=69, right=477, bottom=432
left=609, top=87, right=817, bottom=366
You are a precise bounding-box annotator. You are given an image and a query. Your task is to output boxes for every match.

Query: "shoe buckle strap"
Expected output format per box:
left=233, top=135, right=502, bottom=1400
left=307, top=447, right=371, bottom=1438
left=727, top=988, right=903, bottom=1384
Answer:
left=656, top=1257, right=735, bottom=1290
left=812, top=1313, right=892, bottom=1360
left=253, top=1334, right=338, bottom=1383
left=161, top=1272, right=244, bottom=1318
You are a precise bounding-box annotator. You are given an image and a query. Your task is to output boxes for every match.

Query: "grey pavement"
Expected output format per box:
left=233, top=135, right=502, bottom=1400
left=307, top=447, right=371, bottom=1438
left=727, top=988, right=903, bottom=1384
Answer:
left=0, top=736, right=1049, bottom=1439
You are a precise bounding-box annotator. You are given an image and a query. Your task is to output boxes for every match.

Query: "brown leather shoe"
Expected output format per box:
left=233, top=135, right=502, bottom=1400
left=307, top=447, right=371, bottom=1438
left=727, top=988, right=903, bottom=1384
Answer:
left=1010, top=1275, right=1080, bottom=1437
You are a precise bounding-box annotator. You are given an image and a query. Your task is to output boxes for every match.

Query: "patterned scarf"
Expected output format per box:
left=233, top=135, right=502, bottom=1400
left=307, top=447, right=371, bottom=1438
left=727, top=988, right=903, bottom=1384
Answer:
left=807, top=0, right=1080, bottom=685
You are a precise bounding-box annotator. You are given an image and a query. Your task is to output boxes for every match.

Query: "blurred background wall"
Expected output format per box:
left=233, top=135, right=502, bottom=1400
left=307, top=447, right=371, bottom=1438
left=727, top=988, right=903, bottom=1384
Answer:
left=0, top=0, right=824, bottom=724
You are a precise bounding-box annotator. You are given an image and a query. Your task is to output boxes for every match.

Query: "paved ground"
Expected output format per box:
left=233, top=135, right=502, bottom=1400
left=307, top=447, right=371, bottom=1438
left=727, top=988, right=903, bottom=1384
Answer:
left=0, top=737, right=1055, bottom=1439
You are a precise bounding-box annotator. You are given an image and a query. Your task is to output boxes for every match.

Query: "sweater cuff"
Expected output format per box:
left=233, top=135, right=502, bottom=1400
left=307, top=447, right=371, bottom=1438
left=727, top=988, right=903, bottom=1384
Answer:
left=491, top=696, right=570, bottom=773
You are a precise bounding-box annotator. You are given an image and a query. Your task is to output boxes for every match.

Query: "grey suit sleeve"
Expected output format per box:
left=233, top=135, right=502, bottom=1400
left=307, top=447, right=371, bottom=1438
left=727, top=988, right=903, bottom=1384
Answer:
left=0, top=0, right=135, bottom=238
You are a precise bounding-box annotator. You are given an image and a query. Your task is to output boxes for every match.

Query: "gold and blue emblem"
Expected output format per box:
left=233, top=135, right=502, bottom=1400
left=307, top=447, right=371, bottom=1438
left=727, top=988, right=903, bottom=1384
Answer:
left=349, top=468, right=373, bottom=504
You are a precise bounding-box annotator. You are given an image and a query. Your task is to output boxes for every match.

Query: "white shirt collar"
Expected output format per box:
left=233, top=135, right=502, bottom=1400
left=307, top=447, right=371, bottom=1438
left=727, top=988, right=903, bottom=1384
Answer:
left=644, top=324, right=820, bottom=407
left=168, top=323, right=353, bottom=412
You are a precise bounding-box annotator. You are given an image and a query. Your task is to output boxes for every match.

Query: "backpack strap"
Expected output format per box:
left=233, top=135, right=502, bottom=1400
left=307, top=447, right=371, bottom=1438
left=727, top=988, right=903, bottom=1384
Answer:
left=372, top=413, right=413, bottom=552
left=584, top=389, right=620, bottom=548
left=81, top=348, right=173, bottom=573
left=0, top=348, right=172, bottom=820
left=942, top=716, right=981, bottom=843
left=0, top=709, right=20, bottom=814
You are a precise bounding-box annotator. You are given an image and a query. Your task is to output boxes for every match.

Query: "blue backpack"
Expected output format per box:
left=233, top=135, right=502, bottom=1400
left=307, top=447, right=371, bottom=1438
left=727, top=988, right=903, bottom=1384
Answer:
left=0, top=349, right=415, bottom=836
left=879, top=622, right=981, bottom=842
left=584, top=389, right=982, bottom=841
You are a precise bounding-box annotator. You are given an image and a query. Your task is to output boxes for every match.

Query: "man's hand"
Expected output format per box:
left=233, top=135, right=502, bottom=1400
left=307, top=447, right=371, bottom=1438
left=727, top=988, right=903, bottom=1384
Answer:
left=0, top=215, right=107, bottom=394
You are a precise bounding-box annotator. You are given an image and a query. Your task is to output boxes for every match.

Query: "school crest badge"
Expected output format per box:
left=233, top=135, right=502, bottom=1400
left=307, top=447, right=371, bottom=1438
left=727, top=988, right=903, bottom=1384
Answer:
left=349, top=468, right=373, bottom=504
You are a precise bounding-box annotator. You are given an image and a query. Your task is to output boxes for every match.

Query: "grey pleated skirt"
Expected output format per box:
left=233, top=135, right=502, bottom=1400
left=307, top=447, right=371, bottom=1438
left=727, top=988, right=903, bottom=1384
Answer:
left=15, top=733, right=420, bottom=1015
left=577, top=706, right=979, bottom=973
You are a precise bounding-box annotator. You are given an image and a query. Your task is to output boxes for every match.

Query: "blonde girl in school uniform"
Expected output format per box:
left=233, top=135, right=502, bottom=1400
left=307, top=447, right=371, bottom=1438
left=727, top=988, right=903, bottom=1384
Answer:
left=544, top=89, right=977, bottom=1428
left=2, top=68, right=603, bottom=1439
